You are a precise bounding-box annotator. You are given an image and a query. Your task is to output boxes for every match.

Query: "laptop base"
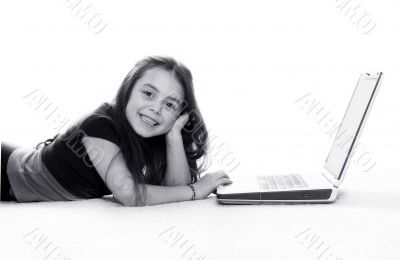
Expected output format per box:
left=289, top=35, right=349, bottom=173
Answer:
left=217, top=188, right=338, bottom=204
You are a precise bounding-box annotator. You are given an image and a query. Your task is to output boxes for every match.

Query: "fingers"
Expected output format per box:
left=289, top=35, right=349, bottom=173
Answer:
left=211, top=178, right=233, bottom=194
left=201, top=170, right=231, bottom=183
left=177, top=113, right=190, bottom=127
left=181, top=113, right=189, bottom=121
left=218, top=177, right=233, bottom=185
left=212, top=170, right=230, bottom=180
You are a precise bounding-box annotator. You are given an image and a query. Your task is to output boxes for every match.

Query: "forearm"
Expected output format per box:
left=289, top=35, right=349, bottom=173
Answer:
left=123, top=184, right=193, bottom=206
left=164, top=133, right=191, bottom=186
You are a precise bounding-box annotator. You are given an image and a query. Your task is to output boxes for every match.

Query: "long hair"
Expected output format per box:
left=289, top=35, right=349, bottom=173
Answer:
left=102, top=56, right=209, bottom=206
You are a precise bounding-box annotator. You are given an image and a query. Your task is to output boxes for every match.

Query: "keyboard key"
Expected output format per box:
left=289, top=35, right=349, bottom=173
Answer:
left=283, top=175, right=294, bottom=188
left=274, top=176, right=287, bottom=189
left=267, top=176, right=277, bottom=189
left=257, top=174, right=308, bottom=190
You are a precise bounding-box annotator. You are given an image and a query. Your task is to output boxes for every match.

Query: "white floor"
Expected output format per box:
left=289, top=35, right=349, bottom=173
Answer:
left=1, top=170, right=399, bottom=260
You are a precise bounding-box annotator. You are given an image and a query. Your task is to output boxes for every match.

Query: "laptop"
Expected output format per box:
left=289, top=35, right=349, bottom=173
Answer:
left=217, top=72, right=383, bottom=204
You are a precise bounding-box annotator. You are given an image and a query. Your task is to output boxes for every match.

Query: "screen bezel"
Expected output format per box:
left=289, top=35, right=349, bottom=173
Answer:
left=323, top=72, right=383, bottom=186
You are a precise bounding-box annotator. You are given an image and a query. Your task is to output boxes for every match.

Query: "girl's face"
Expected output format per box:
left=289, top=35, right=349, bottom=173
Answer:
left=126, top=67, right=185, bottom=138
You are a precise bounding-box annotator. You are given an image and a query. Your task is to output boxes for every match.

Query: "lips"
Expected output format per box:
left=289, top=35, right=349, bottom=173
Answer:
left=139, top=113, right=160, bottom=126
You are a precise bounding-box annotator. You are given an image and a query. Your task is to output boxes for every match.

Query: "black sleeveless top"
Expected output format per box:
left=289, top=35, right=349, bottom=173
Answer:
left=40, top=102, right=121, bottom=199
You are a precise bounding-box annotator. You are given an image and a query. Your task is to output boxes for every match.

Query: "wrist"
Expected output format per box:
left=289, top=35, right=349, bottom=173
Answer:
left=166, top=130, right=182, bottom=142
left=188, top=184, right=196, bottom=200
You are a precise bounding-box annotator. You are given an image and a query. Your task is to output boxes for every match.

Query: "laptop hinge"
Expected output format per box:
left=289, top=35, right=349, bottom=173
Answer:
left=321, top=168, right=340, bottom=188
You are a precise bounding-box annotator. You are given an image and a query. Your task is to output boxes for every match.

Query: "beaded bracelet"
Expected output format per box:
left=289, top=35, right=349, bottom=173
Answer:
left=188, top=184, right=196, bottom=200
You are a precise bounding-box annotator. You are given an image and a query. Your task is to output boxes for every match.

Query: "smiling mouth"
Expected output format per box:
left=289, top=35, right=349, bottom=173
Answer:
left=139, top=114, right=159, bottom=126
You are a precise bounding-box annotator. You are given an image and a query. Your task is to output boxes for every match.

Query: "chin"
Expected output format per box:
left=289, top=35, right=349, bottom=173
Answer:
left=135, top=126, right=166, bottom=138
left=135, top=129, right=154, bottom=138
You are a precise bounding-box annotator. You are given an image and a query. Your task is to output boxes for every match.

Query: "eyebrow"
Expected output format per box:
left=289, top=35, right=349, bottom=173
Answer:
left=142, top=83, right=181, bottom=104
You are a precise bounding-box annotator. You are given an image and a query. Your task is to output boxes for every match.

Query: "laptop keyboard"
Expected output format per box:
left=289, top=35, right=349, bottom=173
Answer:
left=257, top=174, right=309, bottom=190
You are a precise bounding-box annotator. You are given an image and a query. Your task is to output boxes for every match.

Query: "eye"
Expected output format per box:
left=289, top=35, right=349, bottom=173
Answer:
left=165, top=102, right=177, bottom=110
left=142, top=91, right=154, bottom=98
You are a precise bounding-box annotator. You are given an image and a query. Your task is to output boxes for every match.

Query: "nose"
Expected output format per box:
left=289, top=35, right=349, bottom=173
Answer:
left=149, top=102, right=162, bottom=115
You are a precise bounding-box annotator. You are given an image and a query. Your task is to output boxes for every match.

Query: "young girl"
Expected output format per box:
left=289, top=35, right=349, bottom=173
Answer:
left=1, top=56, right=233, bottom=206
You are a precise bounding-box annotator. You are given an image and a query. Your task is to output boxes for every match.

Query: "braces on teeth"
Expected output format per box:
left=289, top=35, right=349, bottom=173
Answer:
left=141, top=115, right=156, bottom=125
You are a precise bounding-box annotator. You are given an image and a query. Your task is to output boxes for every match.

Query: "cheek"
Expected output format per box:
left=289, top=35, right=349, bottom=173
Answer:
left=125, top=104, right=136, bottom=120
left=165, top=118, right=175, bottom=129
left=125, top=103, right=140, bottom=128
left=163, top=114, right=178, bottom=128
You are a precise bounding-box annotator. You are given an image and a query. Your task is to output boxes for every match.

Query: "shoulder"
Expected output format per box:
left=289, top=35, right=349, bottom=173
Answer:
left=81, top=136, right=120, bottom=180
left=79, top=106, right=120, bottom=146
left=80, top=113, right=116, bottom=132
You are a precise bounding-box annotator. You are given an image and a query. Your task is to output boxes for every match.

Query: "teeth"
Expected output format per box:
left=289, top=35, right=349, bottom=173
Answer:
left=140, top=115, right=157, bottom=126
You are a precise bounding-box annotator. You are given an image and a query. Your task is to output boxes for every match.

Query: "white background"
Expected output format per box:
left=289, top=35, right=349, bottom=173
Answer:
left=1, top=1, right=399, bottom=259
left=2, top=0, right=399, bottom=177
left=1, top=0, right=398, bottom=177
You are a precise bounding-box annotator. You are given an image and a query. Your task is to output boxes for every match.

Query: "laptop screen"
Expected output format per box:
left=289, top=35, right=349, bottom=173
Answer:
left=324, top=72, right=382, bottom=181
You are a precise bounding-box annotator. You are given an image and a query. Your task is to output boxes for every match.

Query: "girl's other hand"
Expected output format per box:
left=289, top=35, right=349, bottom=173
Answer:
left=167, top=113, right=190, bottom=138
left=192, top=171, right=233, bottom=199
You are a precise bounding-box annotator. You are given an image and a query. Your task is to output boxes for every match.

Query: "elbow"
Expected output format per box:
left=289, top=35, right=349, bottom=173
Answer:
left=122, top=201, right=145, bottom=207
left=121, top=195, right=147, bottom=207
left=118, top=197, right=135, bottom=207
left=114, top=192, right=145, bottom=207
left=120, top=198, right=146, bottom=207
